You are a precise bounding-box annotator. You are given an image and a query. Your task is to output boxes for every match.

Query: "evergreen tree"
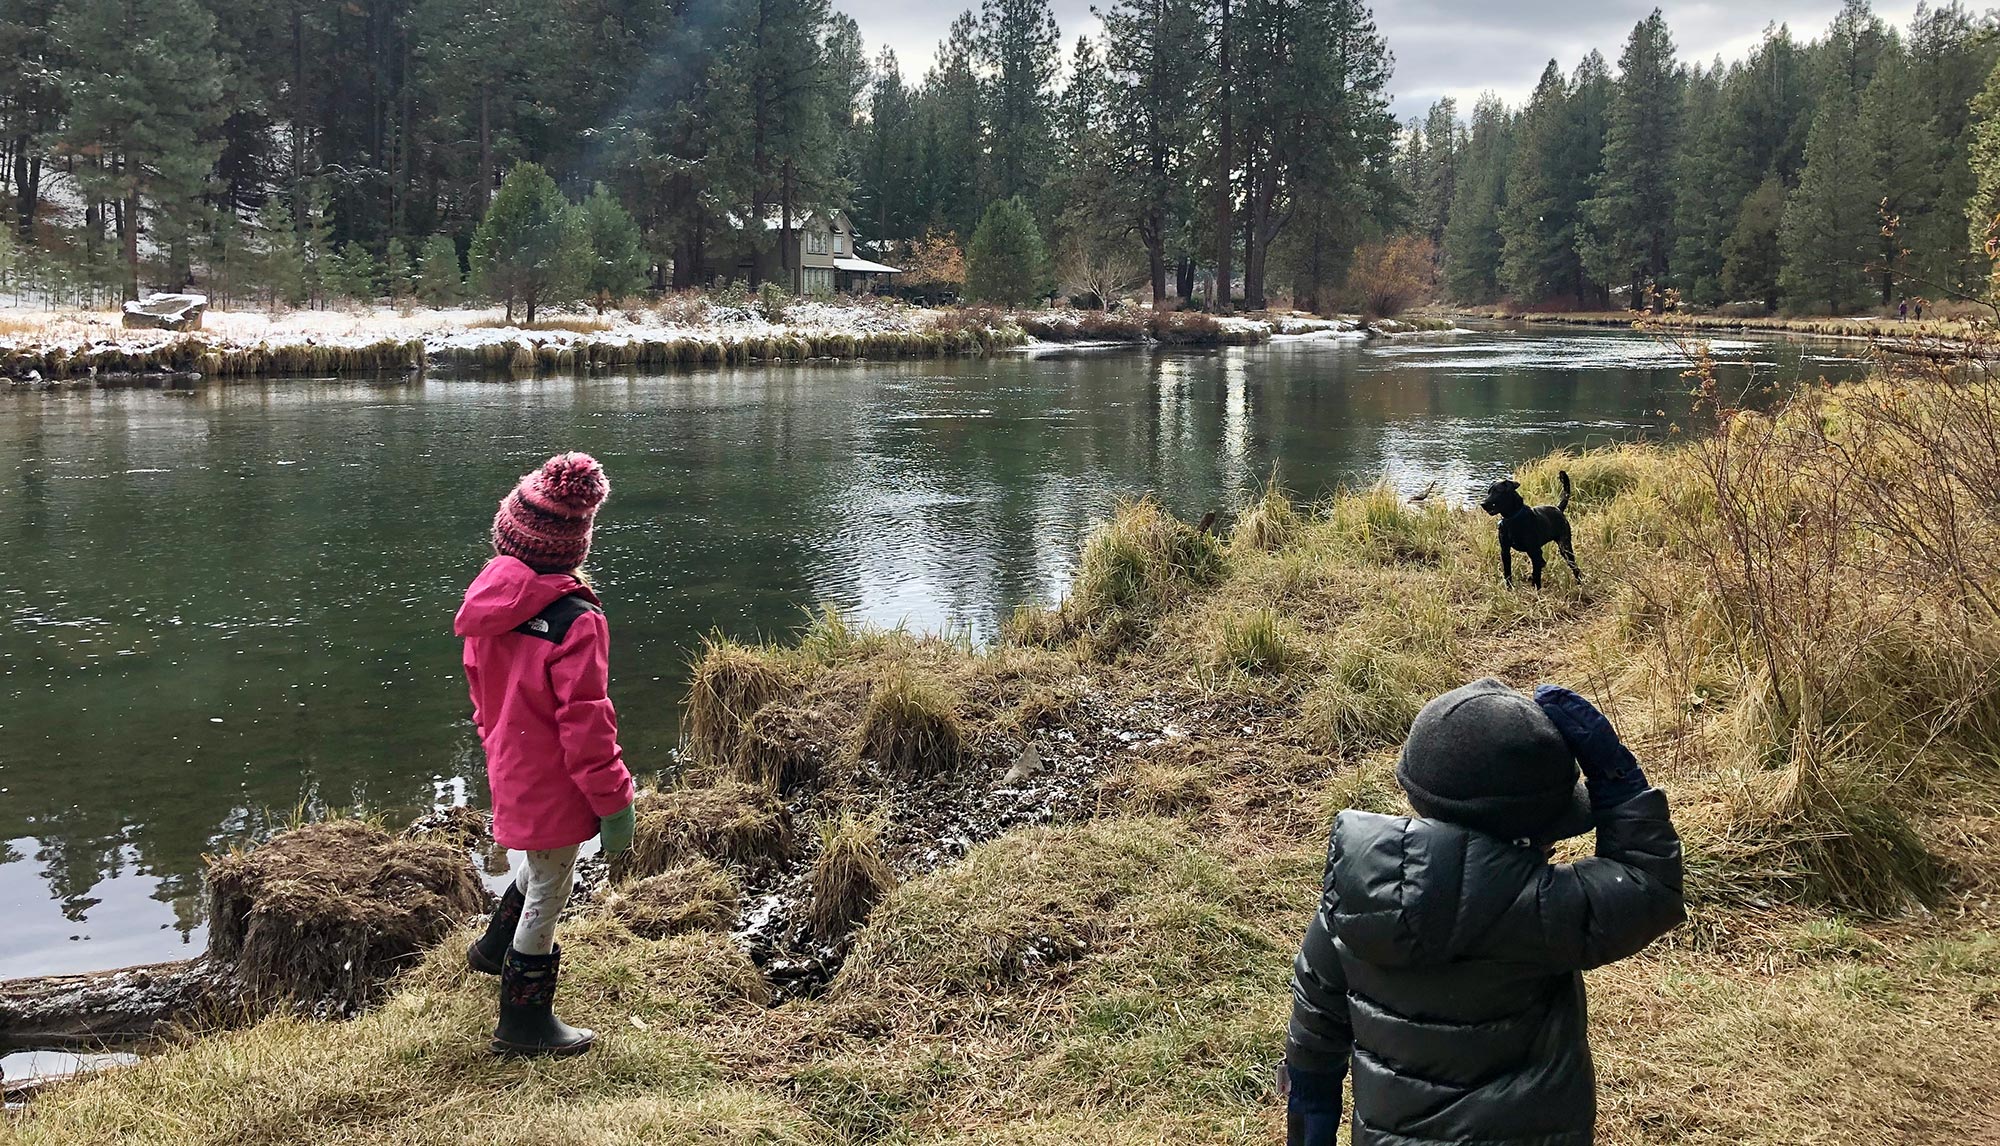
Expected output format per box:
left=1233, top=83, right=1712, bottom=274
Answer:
left=52, top=0, right=226, bottom=299
left=1858, top=36, right=1936, bottom=305
left=417, top=234, right=464, bottom=306
left=2, top=0, right=66, bottom=240
left=1100, top=0, right=1204, bottom=304
left=976, top=0, right=1060, bottom=206
left=254, top=196, right=307, bottom=307
left=916, top=15, right=986, bottom=240
left=966, top=195, right=1049, bottom=304
left=1580, top=9, right=1681, bottom=307
left=857, top=50, right=921, bottom=241
left=383, top=237, right=415, bottom=301
left=1417, top=99, right=1461, bottom=246
left=469, top=163, right=590, bottom=324
left=1779, top=90, right=1874, bottom=312
left=1723, top=176, right=1788, bottom=310
left=1442, top=95, right=1512, bottom=302
left=299, top=188, right=336, bottom=308
left=1499, top=56, right=1606, bottom=305
left=327, top=242, right=380, bottom=301
left=580, top=184, right=647, bottom=307
left=1669, top=62, right=1734, bottom=304
left=1901, top=2, right=1995, bottom=294
left=1965, top=54, right=2000, bottom=282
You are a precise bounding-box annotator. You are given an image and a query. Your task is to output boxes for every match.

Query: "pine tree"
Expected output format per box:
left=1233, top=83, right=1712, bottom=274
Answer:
left=383, top=237, right=415, bottom=302
left=580, top=184, right=647, bottom=309
left=1779, top=91, right=1874, bottom=313
left=1723, top=176, right=1787, bottom=310
left=966, top=196, right=1049, bottom=304
left=976, top=0, right=1060, bottom=206
left=1499, top=58, right=1606, bottom=305
left=916, top=15, right=986, bottom=240
left=1100, top=0, right=1204, bottom=304
left=1580, top=9, right=1681, bottom=307
left=1417, top=99, right=1461, bottom=246
left=857, top=50, right=921, bottom=241
left=1858, top=37, right=1936, bottom=305
left=469, top=163, right=591, bottom=324
left=52, top=0, right=226, bottom=299
left=299, top=187, right=335, bottom=308
left=1669, top=63, right=1734, bottom=304
left=1442, top=95, right=1512, bottom=302
left=254, top=196, right=307, bottom=308
left=417, top=234, right=463, bottom=307
left=327, top=242, right=380, bottom=302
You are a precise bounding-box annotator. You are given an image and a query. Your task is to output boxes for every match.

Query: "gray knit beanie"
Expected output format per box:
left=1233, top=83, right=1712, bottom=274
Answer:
left=1396, top=678, right=1594, bottom=844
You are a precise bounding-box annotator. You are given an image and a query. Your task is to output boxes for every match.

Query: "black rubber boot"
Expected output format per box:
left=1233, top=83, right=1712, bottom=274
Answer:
left=492, top=945, right=595, bottom=1057
left=466, top=882, right=525, bottom=976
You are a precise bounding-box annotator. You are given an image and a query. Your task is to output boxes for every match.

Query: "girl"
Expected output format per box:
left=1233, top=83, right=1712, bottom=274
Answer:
left=454, top=452, right=636, bottom=1057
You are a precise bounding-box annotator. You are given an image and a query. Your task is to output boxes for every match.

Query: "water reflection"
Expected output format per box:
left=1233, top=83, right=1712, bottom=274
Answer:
left=0, top=328, right=1862, bottom=976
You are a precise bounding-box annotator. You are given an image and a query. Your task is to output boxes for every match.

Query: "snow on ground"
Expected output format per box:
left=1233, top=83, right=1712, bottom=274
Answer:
left=0, top=297, right=942, bottom=356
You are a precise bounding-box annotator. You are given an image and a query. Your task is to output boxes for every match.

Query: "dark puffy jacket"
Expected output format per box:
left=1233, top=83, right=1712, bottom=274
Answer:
left=1286, top=789, right=1684, bottom=1146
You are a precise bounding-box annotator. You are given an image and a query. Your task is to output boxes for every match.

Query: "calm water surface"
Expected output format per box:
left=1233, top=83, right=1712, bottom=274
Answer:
left=0, top=328, right=1863, bottom=979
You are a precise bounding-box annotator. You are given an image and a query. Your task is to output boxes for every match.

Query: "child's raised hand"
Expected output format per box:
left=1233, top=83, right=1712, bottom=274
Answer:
left=1533, top=685, right=1647, bottom=809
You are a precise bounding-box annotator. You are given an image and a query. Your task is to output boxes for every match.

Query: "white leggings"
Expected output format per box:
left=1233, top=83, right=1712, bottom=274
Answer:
left=511, top=845, right=579, bottom=956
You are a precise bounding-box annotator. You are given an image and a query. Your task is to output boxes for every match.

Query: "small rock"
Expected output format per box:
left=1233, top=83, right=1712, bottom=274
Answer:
left=1001, top=742, right=1043, bottom=785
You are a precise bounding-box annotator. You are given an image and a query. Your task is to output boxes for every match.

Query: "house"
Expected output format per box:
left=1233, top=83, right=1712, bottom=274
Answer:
left=703, top=208, right=902, bottom=295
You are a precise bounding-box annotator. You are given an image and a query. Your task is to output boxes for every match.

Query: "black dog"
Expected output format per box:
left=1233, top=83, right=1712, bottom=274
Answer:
left=1480, top=471, right=1581, bottom=589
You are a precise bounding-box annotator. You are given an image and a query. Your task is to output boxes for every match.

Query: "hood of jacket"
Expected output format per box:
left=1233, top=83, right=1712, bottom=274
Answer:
left=1328, top=808, right=1543, bottom=969
left=454, top=555, right=597, bottom=638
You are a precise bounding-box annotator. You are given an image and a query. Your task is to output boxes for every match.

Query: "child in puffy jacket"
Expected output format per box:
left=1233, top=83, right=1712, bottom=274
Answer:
left=455, top=452, right=637, bottom=1057
left=1285, top=678, right=1684, bottom=1145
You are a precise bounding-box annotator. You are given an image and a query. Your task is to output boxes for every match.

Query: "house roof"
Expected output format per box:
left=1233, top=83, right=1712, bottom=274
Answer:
left=833, top=256, right=902, bottom=275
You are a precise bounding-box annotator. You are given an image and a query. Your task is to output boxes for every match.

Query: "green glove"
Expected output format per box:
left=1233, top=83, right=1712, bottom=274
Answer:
left=598, top=803, right=636, bottom=857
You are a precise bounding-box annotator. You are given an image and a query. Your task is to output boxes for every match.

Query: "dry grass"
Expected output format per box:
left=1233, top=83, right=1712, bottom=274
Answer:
left=602, top=859, right=741, bottom=939
left=849, top=669, right=966, bottom=777
left=16, top=366, right=2000, bottom=1145
left=807, top=815, right=896, bottom=940
left=204, top=818, right=484, bottom=1012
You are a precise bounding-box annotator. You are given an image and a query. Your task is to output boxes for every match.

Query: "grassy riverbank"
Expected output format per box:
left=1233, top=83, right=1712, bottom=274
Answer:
left=1460, top=307, right=1983, bottom=343
left=9, top=361, right=1999, bottom=1145
left=0, top=298, right=1344, bottom=384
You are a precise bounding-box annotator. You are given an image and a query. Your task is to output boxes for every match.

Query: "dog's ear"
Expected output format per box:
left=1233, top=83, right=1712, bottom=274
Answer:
left=1499, top=479, right=1520, bottom=494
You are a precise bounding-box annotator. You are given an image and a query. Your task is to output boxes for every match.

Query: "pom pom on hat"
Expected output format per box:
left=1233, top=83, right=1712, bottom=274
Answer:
left=492, top=452, right=608, bottom=573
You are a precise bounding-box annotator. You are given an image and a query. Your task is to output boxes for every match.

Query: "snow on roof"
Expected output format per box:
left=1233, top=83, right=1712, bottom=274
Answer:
left=833, top=256, right=901, bottom=274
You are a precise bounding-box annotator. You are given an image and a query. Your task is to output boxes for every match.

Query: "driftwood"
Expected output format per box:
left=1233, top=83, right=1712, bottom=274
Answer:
left=0, top=957, right=239, bottom=1051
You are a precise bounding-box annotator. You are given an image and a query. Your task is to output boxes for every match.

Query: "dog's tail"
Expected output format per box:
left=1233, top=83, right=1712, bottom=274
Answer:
left=1557, top=470, right=1572, bottom=513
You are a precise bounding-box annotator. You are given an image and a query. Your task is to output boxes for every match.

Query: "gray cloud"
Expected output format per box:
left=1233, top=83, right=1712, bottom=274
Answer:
left=834, top=0, right=1917, bottom=116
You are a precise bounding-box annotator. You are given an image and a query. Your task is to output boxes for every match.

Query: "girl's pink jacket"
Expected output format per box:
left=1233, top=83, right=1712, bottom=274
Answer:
left=455, top=556, right=635, bottom=850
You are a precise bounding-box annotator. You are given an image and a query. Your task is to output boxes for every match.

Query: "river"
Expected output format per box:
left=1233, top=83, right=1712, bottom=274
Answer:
left=0, top=326, right=1864, bottom=980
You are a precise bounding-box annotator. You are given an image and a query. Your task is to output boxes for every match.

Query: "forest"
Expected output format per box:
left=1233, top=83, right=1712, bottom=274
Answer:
left=1415, top=1, right=2000, bottom=315
left=0, top=0, right=1398, bottom=312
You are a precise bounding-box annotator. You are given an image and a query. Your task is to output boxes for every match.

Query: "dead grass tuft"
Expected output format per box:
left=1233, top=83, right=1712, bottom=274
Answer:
left=204, top=818, right=484, bottom=1011
left=848, top=669, right=966, bottom=777
left=684, top=636, right=801, bottom=778
left=603, top=859, right=741, bottom=939
left=621, top=782, right=793, bottom=879
left=807, top=814, right=896, bottom=940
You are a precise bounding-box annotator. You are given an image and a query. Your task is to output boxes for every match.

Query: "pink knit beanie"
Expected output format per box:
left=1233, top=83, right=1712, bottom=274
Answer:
left=492, top=452, right=609, bottom=573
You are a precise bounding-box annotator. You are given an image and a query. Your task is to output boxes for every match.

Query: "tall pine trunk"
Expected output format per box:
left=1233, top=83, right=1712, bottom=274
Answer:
left=122, top=188, right=141, bottom=301
left=1212, top=0, right=1232, bottom=311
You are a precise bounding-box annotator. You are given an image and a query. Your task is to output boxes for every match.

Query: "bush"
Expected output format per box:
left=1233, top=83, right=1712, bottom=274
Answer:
left=966, top=197, right=1050, bottom=306
left=1346, top=234, right=1438, bottom=320
left=756, top=280, right=791, bottom=323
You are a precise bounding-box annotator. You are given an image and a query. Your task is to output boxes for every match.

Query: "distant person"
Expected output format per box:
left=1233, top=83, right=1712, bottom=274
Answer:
left=455, top=452, right=636, bottom=1057
left=1283, top=679, right=1685, bottom=1145
left=1899, top=299, right=1909, bottom=322
left=1914, top=299, right=1926, bottom=321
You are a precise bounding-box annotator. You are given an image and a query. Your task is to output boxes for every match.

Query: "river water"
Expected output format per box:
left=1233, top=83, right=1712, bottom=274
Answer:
left=0, top=327, right=1863, bottom=980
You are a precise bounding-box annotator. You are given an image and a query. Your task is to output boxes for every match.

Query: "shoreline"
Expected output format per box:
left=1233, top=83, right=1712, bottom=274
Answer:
left=1453, top=307, right=1983, bottom=347
left=0, top=303, right=1462, bottom=386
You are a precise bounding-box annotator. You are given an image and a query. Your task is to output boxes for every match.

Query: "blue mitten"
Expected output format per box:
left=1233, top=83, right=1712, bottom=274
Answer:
left=1286, top=1067, right=1343, bottom=1146
left=1534, top=685, right=1648, bottom=809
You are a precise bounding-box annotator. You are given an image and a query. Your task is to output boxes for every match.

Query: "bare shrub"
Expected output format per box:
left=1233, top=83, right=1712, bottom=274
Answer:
left=1346, top=235, right=1438, bottom=320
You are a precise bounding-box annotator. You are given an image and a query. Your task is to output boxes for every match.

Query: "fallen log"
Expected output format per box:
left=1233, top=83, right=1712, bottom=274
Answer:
left=0, top=958, right=239, bottom=1051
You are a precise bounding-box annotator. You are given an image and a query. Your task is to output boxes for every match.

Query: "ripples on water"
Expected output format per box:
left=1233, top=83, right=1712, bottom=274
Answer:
left=0, top=328, right=1863, bottom=976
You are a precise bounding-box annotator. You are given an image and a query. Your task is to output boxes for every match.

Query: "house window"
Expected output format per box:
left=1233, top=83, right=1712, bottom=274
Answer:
left=808, top=231, right=830, bottom=255
left=834, top=232, right=846, bottom=255
left=804, top=267, right=834, bottom=293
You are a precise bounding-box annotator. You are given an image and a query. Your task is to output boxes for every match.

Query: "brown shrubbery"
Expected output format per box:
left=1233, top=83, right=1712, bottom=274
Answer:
left=1346, top=235, right=1438, bottom=320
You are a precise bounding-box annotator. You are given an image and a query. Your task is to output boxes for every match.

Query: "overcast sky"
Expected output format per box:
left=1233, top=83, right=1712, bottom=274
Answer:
left=834, top=1, right=1923, bottom=118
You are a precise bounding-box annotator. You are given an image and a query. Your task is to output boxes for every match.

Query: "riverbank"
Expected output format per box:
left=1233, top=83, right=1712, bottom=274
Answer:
left=9, top=358, right=1996, bottom=1143
left=0, top=300, right=1408, bottom=385
left=1458, top=306, right=1983, bottom=344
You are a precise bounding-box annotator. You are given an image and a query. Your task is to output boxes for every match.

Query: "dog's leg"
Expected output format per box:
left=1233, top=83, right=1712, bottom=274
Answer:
left=1559, top=537, right=1582, bottom=583
left=1499, top=530, right=1514, bottom=587
left=1529, top=548, right=1546, bottom=589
